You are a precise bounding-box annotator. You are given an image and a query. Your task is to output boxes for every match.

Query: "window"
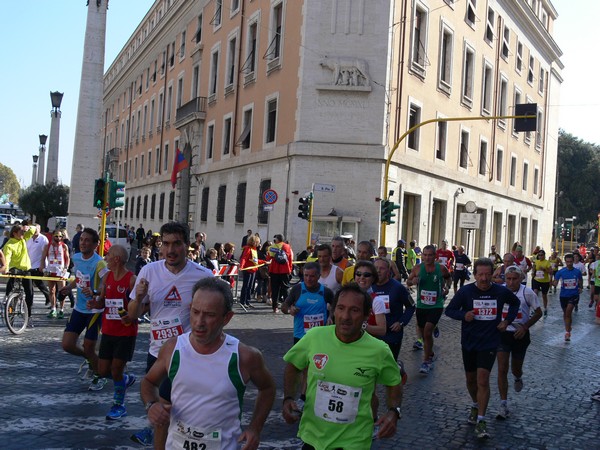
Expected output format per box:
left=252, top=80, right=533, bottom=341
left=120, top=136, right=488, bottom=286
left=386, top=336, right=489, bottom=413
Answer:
left=231, top=0, right=240, bottom=15
left=496, top=147, right=503, bottom=182
left=125, top=198, right=129, bottom=219
left=223, top=116, right=232, bottom=155
left=159, top=192, right=165, bottom=220
left=146, top=68, right=150, bottom=90
left=195, top=14, right=203, bottom=44
left=200, top=188, right=209, bottom=222
left=527, top=55, right=535, bottom=85
left=265, top=2, right=283, bottom=68
left=522, top=162, right=529, bottom=191
left=168, top=191, right=175, bottom=220
left=466, top=0, right=477, bottom=27
left=411, top=2, right=429, bottom=76
left=148, top=151, right=152, bottom=176
left=213, top=0, right=222, bottom=27
left=226, top=36, right=237, bottom=89
left=143, top=195, right=148, bottom=219
left=502, top=26, right=510, bottom=59
left=150, top=99, right=155, bottom=133
left=481, top=61, right=493, bottom=114
left=164, top=143, right=170, bottom=171
left=240, top=108, right=252, bottom=150
left=130, top=196, right=135, bottom=218
left=244, top=20, right=258, bottom=78
left=436, top=120, right=447, bottom=160
left=143, top=104, right=148, bottom=135
left=438, top=24, right=453, bottom=91
left=509, top=156, right=517, bottom=186
left=538, top=68, right=545, bottom=94
left=206, top=123, right=215, bottom=159
left=536, top=108, right=544, bottom=149
left=140, top=154, right=144, bottom=178
left=533, top=167, right=539, bottom=195
left=209, top=49, right=219, bottom=99
left=192, top=65, right=200, bottom=99
left=479, top=139, right=488, bottom=175
left=180, top=30, right=186, bottom=58
left=169, top=42, right=175, bottom=67
left=155, top=146, right=160, bottom=173
left=151, top=194, right=156, bottom=219
left=136, top=196, right=141, bottom=219
left=525, top=96, right=533, bottom=144
left=166, top=85, right=173, bottom=121
left=462, top=44, right=475, bottom=107
left=176, top=77, right=183, bottom=108
left=408, top=102, right=421, bottom=150
left=485, top=7, right=495, bottom=43
left=158, top=92, right=164, bottom=126
left=235, top=182, right=246, bottom=223
left=266, top=97, right=277, bottom=144
left=498, top=76, right=508, bottom=127
left=217, top=185, right=226, bottom=223
left=258, top=179, right=271, bottom=224
left=459, top=129, right=469, bottom=169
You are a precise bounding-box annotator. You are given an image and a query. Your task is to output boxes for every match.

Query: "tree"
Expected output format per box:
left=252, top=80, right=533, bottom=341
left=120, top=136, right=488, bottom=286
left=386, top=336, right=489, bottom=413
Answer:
left=19, top=181, right=69, bottom=230
left=0, top=163, right=21, bottom=204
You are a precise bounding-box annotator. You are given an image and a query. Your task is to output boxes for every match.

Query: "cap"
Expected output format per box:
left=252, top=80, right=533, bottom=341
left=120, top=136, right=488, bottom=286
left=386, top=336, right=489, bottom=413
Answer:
left=398, top=239, right=406, bottom=245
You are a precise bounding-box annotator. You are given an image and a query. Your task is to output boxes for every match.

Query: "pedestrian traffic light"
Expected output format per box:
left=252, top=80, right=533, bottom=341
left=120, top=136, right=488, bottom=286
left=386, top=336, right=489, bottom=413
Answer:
left=298, top=194, right=312, bottom=221
left=108, top=180, right=126, bottom=209
left=93, top=178, right=106, bottom=209
left=381, top=199, right=400, bottom=224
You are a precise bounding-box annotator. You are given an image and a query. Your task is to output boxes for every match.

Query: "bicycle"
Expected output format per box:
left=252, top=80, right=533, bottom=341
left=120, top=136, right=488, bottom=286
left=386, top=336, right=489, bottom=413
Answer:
left=3, top=269, right=29, bottom=334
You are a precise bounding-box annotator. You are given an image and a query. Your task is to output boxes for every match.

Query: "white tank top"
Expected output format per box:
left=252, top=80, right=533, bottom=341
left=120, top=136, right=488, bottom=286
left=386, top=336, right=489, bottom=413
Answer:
left=319, top=264, right=341, bottom=294
left=166, top=333, right=246, bottom=450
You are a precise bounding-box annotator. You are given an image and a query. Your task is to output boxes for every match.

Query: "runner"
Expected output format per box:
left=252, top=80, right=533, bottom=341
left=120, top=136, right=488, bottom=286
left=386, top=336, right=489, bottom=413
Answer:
left=553, top=254, right=583, bottom=342
left=531, top=250, right=552, bottom=316
left=496, top=266, right=542, bottom=420
left=141, top=277, right=276, bottom=449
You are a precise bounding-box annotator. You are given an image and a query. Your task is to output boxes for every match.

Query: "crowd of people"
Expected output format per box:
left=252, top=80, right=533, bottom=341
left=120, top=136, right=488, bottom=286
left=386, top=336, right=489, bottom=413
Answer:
left=2, top=218, right=600, bottom=447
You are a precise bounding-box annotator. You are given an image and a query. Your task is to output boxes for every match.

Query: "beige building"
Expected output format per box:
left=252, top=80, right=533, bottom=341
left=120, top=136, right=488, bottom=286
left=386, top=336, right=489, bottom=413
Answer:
left=102, top=0, right=562, bottom=255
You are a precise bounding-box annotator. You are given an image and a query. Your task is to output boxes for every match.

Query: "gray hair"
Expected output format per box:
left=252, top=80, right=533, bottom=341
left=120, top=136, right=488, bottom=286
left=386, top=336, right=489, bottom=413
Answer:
left=192, top=277, right=234, bottom=313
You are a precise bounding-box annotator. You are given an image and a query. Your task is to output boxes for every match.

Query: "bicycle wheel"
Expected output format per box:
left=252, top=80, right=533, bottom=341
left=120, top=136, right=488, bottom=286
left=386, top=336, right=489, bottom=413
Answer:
left=4, top=292, right=28, bottom=335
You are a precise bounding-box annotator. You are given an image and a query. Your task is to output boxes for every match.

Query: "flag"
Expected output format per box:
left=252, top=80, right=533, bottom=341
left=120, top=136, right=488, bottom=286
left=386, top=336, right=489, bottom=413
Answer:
left=171, top=148, right=189, bottom=188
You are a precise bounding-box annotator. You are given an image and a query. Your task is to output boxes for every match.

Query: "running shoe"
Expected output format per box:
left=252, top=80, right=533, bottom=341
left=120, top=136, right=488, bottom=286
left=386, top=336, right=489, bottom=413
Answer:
left=131, top=427, right=154, bottom=446
left=47, top=310, right=57, bottom=319
left=475, top=420, right=490, bottom=439
left=468, top=406, right=478, bottom=425
left=514, top=378, right=524, bottom=393
left=565, top=332, right=571, bottom=342
left=89, top=375, right=108, bottom=391
left=106, top=403, right=127, bottom=420
left=124, top=373, right=137, bottom=389
left=413, top=339, right=424, bottom=350
left=418, top=362, right=430, bottom=374
left=543, top=309, right=548, bottom=317
left=57, top=310, right=64, bottom=319
left=591, top=390, right=600, bottom=402
left=496, top=403, right=509, bottom=420
left=433, top=326, right=440, bottom=338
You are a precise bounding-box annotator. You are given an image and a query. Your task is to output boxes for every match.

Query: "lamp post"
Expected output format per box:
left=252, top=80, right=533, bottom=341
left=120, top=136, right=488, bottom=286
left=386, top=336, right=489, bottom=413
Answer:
left=37, top=134, right=48, bottom=185
left=32, top=155, right=39, bottom=186
left=46, top=91, right=64, bottom=184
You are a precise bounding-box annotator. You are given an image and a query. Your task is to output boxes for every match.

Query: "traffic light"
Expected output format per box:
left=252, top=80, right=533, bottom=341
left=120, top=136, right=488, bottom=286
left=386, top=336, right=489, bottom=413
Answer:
left=381, top=199, right=400, bottom=224
left=108, top=180, right=126, bottom=209
left=93, top=178, right=106, bottom=209
left=298, top=194, right=312, bottom=221
left=564, top=222, right=572, bottom=240
left=514, top=103, right=538, bottom=132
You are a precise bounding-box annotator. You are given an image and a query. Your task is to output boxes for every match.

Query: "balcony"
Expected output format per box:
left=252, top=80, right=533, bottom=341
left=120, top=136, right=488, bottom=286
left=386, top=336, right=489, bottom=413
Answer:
left=175, top=96, right=207, bottom=128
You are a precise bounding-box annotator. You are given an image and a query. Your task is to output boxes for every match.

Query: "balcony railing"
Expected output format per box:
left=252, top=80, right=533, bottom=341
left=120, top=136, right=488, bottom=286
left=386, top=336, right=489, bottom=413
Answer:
left=175, top=96, right=207, bottom=125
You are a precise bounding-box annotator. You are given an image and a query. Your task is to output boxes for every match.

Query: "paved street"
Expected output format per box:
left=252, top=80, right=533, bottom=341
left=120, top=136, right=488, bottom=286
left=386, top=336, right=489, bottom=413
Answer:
left=1, top=284, right=599, bottom=449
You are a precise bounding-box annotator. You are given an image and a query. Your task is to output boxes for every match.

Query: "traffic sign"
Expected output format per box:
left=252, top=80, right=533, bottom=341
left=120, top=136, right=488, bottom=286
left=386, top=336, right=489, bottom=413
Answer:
left=263, top=189, right=278, bottom=204
left=263, top=204, right=274, bottom=212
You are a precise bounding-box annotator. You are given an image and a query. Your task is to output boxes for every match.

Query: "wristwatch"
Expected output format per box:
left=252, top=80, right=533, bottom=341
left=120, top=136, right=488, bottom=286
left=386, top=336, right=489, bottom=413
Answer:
left=145, top=401, right=157, bottom=412
left=388, top=406, right=402, bottom=419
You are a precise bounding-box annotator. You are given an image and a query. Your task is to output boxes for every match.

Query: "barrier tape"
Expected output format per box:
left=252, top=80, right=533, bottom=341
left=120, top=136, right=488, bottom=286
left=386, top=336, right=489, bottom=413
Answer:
left=0, top=274, right=72, bottom=282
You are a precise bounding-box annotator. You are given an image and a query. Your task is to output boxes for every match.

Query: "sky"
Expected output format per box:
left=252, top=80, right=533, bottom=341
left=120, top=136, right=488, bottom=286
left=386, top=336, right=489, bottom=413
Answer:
left=1, top=0, right=597, bottom=191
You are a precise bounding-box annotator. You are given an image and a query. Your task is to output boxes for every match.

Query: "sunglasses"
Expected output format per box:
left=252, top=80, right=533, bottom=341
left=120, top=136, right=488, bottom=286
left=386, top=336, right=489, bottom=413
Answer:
left=355, top=271, right=373, bottom=278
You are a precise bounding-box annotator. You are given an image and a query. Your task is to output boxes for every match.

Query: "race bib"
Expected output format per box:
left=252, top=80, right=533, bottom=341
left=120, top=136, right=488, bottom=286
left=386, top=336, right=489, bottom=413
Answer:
left=75, top=271, right=90, bottom=290
left=314, top=380, right=362, bottom=424
left=303, top=313, right=325, bottom=331
left=439, top=257, right=448, bottom=265
left=455, top=263, right=464, bottom=271
left=374, top=295, right=390, bottom=313
left=501, top=303, right=523, bottom=321
left=535, top=270, right=545, bottom=279
left=171, top=421, right=221, bottom=450
left=563, top=279, right=577, bottom=289
left=105, top=298, right=124, bottom=320
left=151, top=316, right=184, bottom=345
left=473, top=299, right=497, bottom=320
left=420, top=290, right=437, bottom=306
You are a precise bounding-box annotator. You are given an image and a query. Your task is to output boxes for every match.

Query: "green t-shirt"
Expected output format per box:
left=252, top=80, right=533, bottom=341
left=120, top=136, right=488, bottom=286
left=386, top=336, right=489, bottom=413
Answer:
left=283, top=325, right=401, bottom=450
left=406, top=248, right=417, bottom=270
left=416, top=263, right=445, bottom=309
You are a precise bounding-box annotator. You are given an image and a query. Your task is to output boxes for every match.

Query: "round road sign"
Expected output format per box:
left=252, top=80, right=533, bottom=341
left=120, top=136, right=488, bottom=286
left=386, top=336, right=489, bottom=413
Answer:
left=263, top=189, right=278, bottom=205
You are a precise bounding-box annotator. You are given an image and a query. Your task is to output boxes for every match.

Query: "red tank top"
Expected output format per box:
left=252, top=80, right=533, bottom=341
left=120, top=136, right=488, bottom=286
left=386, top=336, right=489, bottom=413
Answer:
left=102, top=270, right=137, bottom=336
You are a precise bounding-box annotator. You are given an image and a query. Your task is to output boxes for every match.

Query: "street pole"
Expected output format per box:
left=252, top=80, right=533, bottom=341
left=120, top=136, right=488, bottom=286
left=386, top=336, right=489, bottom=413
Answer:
left=99, top=172, right=109, bottom=256
left=381, top=112, right=537, bottom=246
left=306, top=188, right=314, bottom=248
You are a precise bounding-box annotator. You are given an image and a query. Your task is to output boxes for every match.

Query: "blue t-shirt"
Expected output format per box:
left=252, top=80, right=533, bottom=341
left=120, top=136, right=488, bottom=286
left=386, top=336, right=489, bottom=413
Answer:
left=291, top=282, right=329, bottom=340
left=554, top=267, right=582, bottom=298
left=72, top=252, right=107, bottom=313
left=371, top=279, right=415, bottom=344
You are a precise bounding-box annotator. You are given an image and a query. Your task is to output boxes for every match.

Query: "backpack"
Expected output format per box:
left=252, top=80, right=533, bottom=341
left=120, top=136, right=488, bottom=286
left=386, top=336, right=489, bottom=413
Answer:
left=274, top=247, right=288, bottom=264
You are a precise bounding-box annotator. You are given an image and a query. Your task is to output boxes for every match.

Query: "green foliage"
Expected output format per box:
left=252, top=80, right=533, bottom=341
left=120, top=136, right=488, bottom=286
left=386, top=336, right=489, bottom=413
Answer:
left=0, top=163, right=21, bottom=204
left=557, top=130, right=600, bottom=224
left=19, top=181, right=69, bottom=230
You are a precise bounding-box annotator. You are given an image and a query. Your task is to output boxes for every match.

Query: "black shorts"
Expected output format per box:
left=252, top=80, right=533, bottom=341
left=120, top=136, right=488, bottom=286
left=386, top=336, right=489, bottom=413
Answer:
left=99, top=334, right=137, bottom=362
left=560, top=295, right=579, bottom=311
left=497, top=330, right=531, bottom=359
left=146, top=353, right=172, bottom=402
left=453, top=271, right=468, bottom=282
left=532, top=280, right=550, bottom=294
left=416, top=308, right=444, bottom=328
left=462, top=348, right=497, bottom=372
left=64, top=310, right=102, bottom=341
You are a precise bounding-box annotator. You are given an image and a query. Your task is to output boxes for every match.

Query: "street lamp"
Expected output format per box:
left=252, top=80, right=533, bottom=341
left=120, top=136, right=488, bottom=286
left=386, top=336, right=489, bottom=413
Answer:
left=47, top=91, right=64, bottom=183
left=32, top=154, right=39, bottom=186
left=37, top=134, right=48, bottom=185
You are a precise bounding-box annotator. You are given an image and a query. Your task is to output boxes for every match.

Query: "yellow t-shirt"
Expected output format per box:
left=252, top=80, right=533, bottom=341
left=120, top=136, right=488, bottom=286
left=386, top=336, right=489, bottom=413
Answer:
left=533, top=259, right=551, bottom=282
